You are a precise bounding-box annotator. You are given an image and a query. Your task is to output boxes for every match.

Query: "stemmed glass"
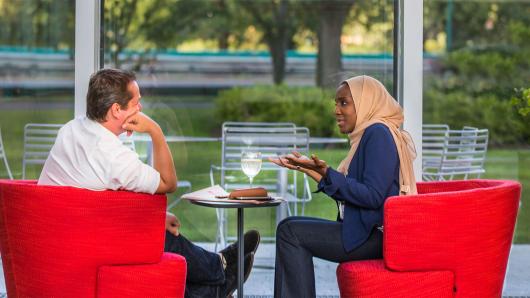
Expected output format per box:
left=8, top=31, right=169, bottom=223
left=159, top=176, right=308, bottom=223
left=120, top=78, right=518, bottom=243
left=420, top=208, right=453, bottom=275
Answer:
left=241, top=151, right=262, bottom=188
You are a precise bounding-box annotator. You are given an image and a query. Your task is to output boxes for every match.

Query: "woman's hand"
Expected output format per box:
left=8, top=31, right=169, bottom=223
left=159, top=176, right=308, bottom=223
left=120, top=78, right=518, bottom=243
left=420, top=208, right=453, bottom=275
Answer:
left=268, top=151, right=328, bottom=183
left=286, top=151, right=329, bottom=177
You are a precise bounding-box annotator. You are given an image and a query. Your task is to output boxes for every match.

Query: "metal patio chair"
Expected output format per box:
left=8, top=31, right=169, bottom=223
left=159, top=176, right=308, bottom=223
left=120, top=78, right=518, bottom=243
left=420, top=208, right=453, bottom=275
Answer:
left=0, top=128, right=14, bottom=179
left=22, top=123, right=63, bottom=179
left=422, top=124, right=450, bottom=181
left=210, top=122, right=312, bottom=249
left=422, top=126, right=489, bottom=181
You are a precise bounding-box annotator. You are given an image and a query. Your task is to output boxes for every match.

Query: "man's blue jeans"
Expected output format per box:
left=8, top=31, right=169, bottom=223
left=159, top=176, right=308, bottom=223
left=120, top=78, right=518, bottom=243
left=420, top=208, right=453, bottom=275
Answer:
left=164, top=231, right=225, bottom=298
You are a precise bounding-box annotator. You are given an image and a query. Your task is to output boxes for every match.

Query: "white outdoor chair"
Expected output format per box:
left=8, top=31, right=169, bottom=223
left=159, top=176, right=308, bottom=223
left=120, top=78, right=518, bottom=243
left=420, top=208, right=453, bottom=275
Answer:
left=0, top=128, right=14, bottom=179
left=22, top=123, right=63, bottom=179
left=120, top=134, right=192, bottom=210
left=210, top=122, right=312, bottom=249
left=422, top=125, right=489, bottom=181
left=422, top=124, right=450, bottom=181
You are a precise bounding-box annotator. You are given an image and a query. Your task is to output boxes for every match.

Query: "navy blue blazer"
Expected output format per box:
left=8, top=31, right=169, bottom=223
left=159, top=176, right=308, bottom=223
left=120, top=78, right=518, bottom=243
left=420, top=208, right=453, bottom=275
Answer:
left=317, top=123, right=399, bottom=252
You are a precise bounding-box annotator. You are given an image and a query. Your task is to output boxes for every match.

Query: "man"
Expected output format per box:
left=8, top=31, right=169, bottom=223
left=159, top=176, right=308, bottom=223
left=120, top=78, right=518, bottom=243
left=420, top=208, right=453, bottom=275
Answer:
left=38, top=68, right=260, bottom=297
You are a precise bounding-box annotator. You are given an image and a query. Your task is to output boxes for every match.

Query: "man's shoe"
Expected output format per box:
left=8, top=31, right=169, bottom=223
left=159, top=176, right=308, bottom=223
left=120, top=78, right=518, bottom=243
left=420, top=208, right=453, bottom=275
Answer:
left=219, top=230, right=260, bottom=269
left=221, top=252, right=255, bottom=297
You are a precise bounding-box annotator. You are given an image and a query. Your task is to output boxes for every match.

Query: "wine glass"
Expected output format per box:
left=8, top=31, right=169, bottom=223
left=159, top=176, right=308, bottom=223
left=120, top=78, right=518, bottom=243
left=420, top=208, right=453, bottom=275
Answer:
left=241, top=151, right=262, bottom=188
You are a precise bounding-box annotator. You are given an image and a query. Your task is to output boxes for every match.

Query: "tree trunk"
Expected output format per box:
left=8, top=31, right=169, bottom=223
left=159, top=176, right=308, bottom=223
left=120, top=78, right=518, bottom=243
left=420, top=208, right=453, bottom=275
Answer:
left=271, top=0, right=289, bottom=85
left=316, top=1, right=354, bottom=88
left=216, top=0, right=229, bottom=50
left=218, top=32, right=229, bottom=50
left=240, top=0, right=291, bottom=84
left=270, top=39, right=286, bottom=84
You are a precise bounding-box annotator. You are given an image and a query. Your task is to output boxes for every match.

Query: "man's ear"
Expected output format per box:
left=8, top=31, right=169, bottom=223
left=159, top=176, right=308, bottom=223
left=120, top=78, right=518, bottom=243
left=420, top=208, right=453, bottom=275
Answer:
left=109, top=102, right=122, bottom=119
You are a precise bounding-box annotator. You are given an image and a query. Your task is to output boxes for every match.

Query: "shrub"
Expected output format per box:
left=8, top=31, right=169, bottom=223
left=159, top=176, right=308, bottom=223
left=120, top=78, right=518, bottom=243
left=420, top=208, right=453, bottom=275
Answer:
left=511, top=87, right=530, bottom=117
left=424, top=20, right=529, bottom=146
left=424, top=88, right=527, bottom=146
left=215, top=85, right=338, bottom=137
left=510, top=87, right=530, bottom=144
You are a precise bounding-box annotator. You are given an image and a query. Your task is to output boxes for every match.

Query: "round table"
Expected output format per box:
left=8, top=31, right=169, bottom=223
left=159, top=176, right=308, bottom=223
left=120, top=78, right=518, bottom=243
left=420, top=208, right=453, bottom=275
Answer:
left=189, top=199, right=282, bottom=298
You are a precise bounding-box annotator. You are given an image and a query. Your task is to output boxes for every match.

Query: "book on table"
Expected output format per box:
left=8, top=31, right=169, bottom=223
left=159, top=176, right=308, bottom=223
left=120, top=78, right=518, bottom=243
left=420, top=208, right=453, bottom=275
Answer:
left=181, top=185, right=276, bottom=203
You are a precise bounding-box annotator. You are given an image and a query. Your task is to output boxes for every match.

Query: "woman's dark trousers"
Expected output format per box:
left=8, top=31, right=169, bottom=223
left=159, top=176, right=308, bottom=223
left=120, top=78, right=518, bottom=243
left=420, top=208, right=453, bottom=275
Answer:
left=274, top=216, right=383, bottom=298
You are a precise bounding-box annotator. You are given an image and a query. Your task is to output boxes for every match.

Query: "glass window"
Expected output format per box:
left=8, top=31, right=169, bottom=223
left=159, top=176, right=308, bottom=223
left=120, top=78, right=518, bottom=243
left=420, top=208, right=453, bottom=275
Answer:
left=0, top=0, right=75, bottom=179
left=102, top=0, right=395, bottom=241
left=423, top=0, right=530, bottom=243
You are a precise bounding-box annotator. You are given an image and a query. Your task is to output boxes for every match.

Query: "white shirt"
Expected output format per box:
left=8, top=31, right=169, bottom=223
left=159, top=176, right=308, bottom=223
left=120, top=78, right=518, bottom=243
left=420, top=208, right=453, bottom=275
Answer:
left=38, top=117, right=160, bottom=194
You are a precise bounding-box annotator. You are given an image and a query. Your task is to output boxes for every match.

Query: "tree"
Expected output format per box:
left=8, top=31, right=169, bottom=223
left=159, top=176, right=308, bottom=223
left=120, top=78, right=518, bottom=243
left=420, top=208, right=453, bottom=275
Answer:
left=238, top=0, right=297, bottom=85
left=424, top=1, right=530, bottom=52
left=140, top=0, right=247, bottom=50
left=297, top=0, right=393, bottom=88
left=314, top=0, right=355, bottom=88
left=104, top=0, right=139, bottom=67
left=0, top=0, right=75, bottom=52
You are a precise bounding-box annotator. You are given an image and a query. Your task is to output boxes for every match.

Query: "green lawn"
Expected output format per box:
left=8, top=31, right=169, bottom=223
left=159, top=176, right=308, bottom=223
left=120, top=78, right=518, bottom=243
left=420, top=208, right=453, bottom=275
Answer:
left=0, top=105, right=528, bottom=243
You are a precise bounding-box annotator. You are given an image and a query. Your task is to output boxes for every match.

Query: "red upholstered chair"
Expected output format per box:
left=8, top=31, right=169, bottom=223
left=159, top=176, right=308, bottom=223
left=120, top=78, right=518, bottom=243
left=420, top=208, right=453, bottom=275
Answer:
left=337, top=179, right=521, bottom=298
left=0, top=180, right=187, bottom=298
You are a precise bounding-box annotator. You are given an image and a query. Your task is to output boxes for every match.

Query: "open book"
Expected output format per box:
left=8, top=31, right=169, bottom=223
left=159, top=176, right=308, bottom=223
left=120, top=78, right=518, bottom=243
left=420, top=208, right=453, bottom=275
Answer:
left=181, top=185, right=279, bottom=204
left=181, top=185, right=229, bottom=201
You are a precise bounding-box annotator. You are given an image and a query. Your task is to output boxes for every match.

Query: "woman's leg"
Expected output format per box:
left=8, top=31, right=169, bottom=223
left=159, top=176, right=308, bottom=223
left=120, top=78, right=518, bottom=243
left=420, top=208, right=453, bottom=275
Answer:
left=274, top=217, right=382, bottom=298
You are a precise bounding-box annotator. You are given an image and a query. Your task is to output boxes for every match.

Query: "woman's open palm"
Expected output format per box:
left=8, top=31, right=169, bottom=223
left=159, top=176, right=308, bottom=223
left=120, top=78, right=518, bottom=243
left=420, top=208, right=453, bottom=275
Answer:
left=268, top=151, right=328, bottom=182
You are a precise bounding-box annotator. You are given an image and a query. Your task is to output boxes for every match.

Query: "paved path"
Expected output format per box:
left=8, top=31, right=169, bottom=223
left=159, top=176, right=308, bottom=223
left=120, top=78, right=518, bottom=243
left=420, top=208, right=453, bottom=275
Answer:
left=1, top=244, right=529, bottom=297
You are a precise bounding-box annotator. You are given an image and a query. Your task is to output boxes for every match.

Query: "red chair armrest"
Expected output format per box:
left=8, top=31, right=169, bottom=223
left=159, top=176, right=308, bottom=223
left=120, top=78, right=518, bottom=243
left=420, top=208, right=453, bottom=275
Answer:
left=97, top=253, right=187, bottom=298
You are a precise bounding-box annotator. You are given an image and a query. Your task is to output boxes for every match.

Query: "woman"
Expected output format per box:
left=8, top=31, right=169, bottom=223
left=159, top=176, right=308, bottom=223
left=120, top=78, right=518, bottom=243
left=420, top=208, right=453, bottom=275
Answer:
left=270, top=75, right=417, bottom=298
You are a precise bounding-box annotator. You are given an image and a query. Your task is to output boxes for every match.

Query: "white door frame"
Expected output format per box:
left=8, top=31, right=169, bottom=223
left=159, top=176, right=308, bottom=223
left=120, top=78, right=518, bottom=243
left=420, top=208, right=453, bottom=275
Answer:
left=397, top=0, right=423, bottom=181
left=74, top=0, right=100, bottom=118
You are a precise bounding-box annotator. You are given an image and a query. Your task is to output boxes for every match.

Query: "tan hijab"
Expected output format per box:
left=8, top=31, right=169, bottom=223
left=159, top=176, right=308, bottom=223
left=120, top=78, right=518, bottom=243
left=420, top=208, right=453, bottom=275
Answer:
left=336, top=75, right=417, bottom=195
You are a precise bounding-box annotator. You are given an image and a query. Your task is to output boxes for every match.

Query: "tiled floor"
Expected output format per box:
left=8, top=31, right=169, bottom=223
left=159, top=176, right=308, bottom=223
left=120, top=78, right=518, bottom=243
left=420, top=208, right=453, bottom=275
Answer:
left=1, top=244, right=529, bottom=297
left=239, top=244, right=530, bottom=297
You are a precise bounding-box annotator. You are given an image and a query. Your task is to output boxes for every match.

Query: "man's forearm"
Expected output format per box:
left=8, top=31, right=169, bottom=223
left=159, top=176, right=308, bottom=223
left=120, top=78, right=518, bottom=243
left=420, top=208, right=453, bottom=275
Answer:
left=150, top=126, right=177, bottom=192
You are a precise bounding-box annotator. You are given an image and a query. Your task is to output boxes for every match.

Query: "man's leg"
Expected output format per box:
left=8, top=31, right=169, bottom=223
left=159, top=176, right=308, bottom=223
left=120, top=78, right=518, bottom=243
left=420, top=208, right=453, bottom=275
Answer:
left=164, top=231, right=225, bottom=285
left=274, top=216, right=383, bottom=298
left=184, top=283, right=221, bottom=298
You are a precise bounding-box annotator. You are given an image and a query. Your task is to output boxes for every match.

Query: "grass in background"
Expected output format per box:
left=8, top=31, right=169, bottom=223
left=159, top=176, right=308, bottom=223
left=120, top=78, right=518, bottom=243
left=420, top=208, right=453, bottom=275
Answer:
left=0, top=104, right=528, bottom=243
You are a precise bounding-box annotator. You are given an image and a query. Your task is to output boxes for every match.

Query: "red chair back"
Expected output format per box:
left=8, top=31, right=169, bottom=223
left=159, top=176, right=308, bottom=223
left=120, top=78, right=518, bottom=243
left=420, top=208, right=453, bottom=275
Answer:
left=0, top=180, right=168, bottom=298
left=384, top=179, right=521, bottom=298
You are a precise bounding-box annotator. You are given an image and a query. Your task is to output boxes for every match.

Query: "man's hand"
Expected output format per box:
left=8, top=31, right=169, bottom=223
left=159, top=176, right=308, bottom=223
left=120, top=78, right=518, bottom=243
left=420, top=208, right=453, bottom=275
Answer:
left=122, top=111, right=177, bottom=194
left=165, top=212, right=180, bottom=236
left=122, top=112, right=160, bottom=136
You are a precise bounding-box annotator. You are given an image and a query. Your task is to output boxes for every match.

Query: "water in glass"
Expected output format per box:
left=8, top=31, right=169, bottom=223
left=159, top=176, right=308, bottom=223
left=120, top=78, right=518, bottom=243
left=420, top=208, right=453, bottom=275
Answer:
left=241, top=151, right=262, bottom=187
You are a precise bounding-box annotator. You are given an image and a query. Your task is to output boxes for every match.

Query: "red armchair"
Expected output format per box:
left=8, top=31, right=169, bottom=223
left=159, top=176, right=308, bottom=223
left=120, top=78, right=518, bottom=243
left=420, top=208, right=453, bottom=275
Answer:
left=0, top=180, right=187, bottom=298
left=337, top=179, right=521, bottom=298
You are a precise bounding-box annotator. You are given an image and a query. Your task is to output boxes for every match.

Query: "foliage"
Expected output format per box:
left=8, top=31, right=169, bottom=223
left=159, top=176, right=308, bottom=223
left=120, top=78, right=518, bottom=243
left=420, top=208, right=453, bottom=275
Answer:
left=423, top=89, right=527, bottom=146
left=511, top=87, right=530, bottom=117
left=215, top=85, right=338, bottom=137
left=423, top=1, right=530, bottom=52
left=433, top=20, right=529, bottom=99
left=509, top=87, right=530, bottom=145
left=424, top=19, right=530, bottom=146
left=0, top=0, right=75, bottom=51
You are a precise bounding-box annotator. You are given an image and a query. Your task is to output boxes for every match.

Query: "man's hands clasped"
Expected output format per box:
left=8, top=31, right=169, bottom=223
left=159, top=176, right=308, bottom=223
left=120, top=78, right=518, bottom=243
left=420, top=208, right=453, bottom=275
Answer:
left=268, top=151, right=328, bottom=183
left=166, top=212, right=181, bottom=236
